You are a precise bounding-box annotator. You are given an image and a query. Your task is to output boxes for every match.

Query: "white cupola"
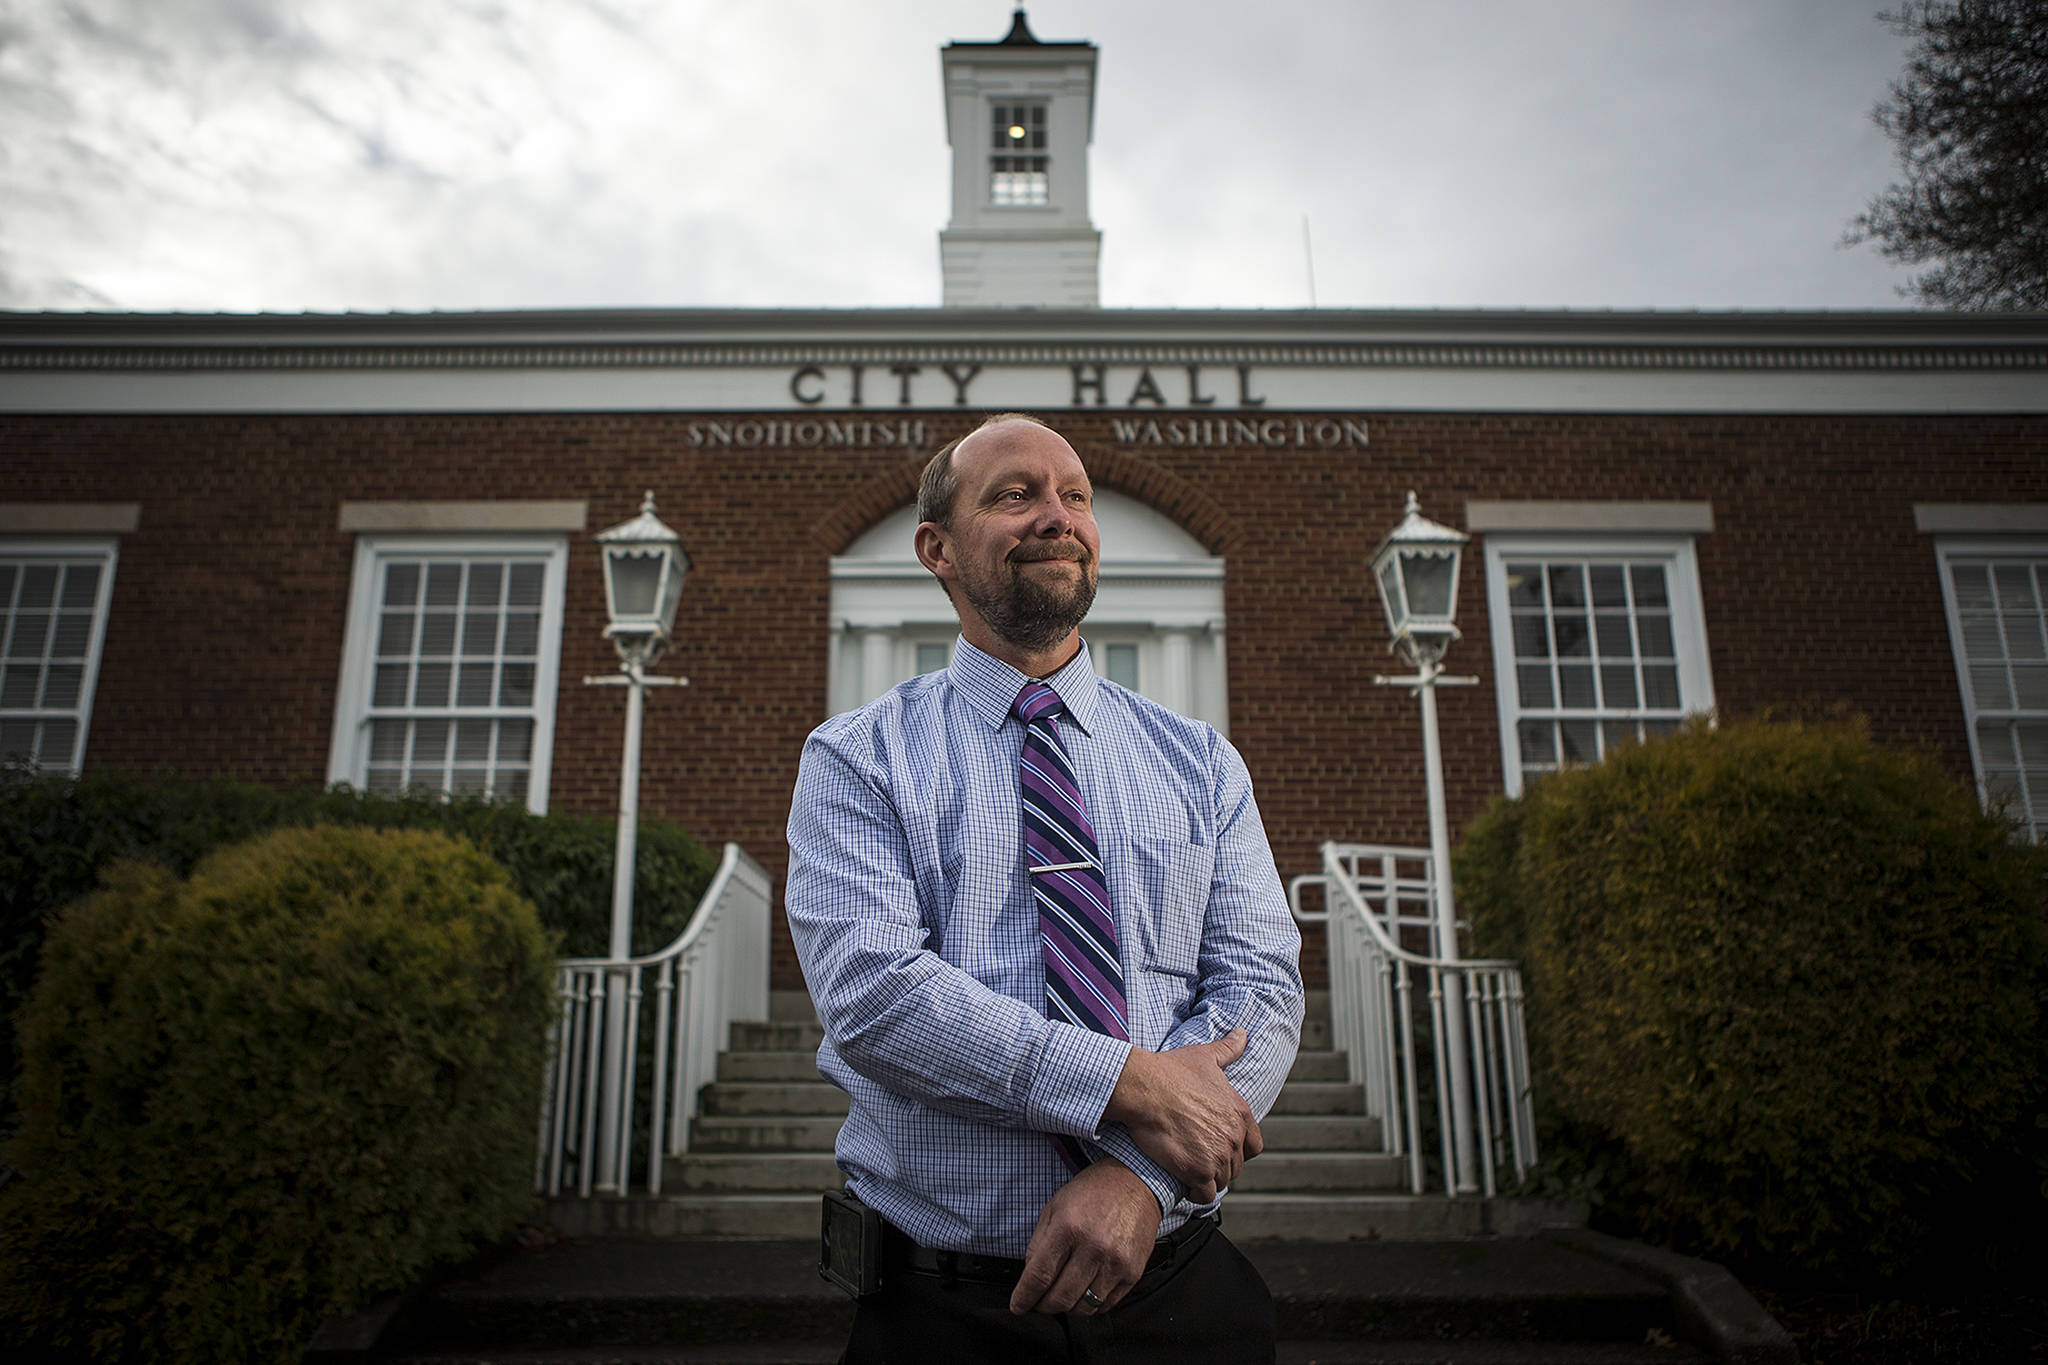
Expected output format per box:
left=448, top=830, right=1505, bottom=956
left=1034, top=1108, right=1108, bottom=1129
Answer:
left=938, top=8, right=1101, bottom=309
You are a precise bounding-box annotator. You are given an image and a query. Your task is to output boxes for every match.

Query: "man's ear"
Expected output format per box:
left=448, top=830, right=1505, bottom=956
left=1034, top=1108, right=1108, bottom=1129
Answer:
left=913, top=521, right=955, bottom=583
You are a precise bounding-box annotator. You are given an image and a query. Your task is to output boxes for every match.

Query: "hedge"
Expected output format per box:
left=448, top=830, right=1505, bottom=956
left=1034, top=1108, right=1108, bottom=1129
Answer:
left=0, top=825, right=557, bottom=1362
left=0, top=770, right=719, bottom=1142
left=1457, top=717, right=2048, bottom=1281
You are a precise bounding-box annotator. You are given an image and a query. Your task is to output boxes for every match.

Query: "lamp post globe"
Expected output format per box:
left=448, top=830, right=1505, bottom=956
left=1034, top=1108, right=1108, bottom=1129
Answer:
left=597, top=491, right=691, bottom=671
left=1369, top=491, right=1468, bottom=668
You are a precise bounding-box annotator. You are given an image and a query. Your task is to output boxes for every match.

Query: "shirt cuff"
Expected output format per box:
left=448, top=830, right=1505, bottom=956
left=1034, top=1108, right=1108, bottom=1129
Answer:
left=1023, top=1024, right=1131, bottom=1138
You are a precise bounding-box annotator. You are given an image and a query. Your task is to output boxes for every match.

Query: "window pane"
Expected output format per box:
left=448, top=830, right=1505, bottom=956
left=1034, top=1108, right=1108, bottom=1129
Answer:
left=373, top=663, right=410, bottom=707
left=2015, top=665, right=2048, bottom=710
left=1600, top=665, right=1639, bottom=708
left=41, top=664, right=81, bottom=709
left=1594, top=613, right=1632, bottom=656
left=1517, top=721, right=1556, bottom=765
left=0, top=666, right=37, bottom=708
left=469, top=562, right=502, bottom=605
left=17, top=565, right=57, bottom=609
left=1558, top=664, right=1595, bottom=709
left=1510, top=614, right=1549, bottom=658
left=370, top=719, right=408, bottom=763
left=419, top=612, right=457, bottom=656
left=497, top=717, right=534, bottom=763
left=508, top=563, right=544, bottom=607
left=462, top=611, right=499, bottom=655
left=1642, top=665, right=1681, bottom=709
left=1952, top=564, right=1992, bottom=610
left=1994, top=565, right=2037, bottom=612
left=500, top=663, right=535, bottom=707
left=1636, top=614, right=1674, bottom=658
left=1559, top=720, right=1599, bottom=763
left=1515, top=664, right=1553, bottom=708
left=60, top=565, right=100, bottom=610
left=1105, top=643, right=1139, bottom=689
left=1553, top=615, right=1590, bottom=658
left=425, top=564, right=462, bottom=607
left=503, top=611, right=540, bottom=656
left=378, top=611, right=415, bottom=656
left=1629, top=565, right=1668, bottom=608
left=0, top=720, right=34, bottom=762
left=457, top=662, right=495, bottom=707
left=455, top=719, right=493, bottom=763
left=1972, top=664, right=2013, bottom=710
left=1547, top=565, right=1585, bottom=608
left=413, top=662, right=452, bottom=707
left=915, top=642, right=949, bottom=675
left=1505, top=564, right=1544, bottom=609
left=1588, top=565, right=1626, bottom=607
left=37, top=719, right=76, bottom=767
left=2005, top=612, right=2047, bottom=661
left=8, top=613, right=49, bottom=658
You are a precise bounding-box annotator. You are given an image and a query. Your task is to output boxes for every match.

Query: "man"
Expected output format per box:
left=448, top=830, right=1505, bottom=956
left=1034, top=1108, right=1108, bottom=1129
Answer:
left=786, top=414, right=1303, bottom=1362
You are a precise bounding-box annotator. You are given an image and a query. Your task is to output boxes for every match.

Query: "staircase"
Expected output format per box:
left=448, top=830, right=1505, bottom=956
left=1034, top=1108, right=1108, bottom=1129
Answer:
left=544, top=996, right=1564, bottom=1242
left=322, top=998, right=1792, bottom=1363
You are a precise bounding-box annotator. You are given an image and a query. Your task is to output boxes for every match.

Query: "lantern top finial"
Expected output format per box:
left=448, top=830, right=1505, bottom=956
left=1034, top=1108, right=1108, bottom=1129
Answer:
left=597, top=491, right=686, bottom=553
left=1373, top=491, right=1469, bottom=561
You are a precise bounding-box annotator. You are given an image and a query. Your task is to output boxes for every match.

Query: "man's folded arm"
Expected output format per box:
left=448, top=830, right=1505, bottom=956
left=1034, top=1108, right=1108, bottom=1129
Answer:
left=786, top=730, right=1130, bottom=1138
left=1151, top=736, right=1305, bottom=1124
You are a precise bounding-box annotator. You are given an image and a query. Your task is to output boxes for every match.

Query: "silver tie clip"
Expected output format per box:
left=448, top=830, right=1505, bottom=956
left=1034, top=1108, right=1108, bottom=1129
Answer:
left=1029, top=860, right=1095, bottom=874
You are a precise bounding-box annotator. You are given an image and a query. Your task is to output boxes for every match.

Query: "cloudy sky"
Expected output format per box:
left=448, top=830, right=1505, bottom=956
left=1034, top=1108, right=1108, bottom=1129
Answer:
left=0, top=0, right=1921, bottom=315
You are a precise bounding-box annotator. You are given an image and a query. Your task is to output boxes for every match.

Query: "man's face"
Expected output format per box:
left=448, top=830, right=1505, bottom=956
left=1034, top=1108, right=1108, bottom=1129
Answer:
left=918, top=421, right=1100, bottom=655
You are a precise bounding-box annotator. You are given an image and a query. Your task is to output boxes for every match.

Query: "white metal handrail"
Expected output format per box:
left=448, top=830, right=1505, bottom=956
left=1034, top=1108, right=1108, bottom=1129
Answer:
left=536, top=842, right=772, bottom=1198
left=1289, top=840, right=1536, bottom=1197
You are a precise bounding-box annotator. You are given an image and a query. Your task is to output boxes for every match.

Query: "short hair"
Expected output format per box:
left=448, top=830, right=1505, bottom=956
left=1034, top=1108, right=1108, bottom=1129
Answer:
left=915, top=412, right=1054, bottom=528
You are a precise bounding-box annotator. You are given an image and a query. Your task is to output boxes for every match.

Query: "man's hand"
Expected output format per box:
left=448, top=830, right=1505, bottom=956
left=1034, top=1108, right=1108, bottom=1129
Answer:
left=1103, top=1028, right=1261, bottom=1202
left=1009, top=1158, right=1159, bottom=1316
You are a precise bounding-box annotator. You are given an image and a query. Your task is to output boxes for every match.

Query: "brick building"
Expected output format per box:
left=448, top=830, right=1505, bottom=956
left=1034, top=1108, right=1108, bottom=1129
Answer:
left=4, top=14, right=2047, bottom=992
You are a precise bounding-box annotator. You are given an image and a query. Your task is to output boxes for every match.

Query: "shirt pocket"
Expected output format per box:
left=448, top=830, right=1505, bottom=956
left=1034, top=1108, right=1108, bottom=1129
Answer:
left=1123, top=831, right=1213, bottom=978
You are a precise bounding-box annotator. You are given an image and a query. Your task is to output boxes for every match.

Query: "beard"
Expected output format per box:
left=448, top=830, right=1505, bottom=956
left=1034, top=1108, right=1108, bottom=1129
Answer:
left=956, top=545, right=1098, bottom=652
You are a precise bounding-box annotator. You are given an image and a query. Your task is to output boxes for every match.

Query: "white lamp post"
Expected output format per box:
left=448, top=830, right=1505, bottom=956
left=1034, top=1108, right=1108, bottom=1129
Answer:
left=1369, top=492, right=1482, bottom=1194
left=587, top=491, right=689, bottom=1192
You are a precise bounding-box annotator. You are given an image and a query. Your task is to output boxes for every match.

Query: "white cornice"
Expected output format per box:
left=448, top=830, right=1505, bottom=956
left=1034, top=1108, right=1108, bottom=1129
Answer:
left=3, top=307, right=2044, bottom=415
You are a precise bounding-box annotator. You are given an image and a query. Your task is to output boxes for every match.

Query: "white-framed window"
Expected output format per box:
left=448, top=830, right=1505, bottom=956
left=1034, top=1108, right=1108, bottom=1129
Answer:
left=990, top=101, right=1048, bottom=205
left=328, top=533, right=568, bottom=813
left=0, top=538, right=119, bottom=775
left=1482, top=533, right=1716, bottom=795
left=1934, top=539, right=2048, bottom=842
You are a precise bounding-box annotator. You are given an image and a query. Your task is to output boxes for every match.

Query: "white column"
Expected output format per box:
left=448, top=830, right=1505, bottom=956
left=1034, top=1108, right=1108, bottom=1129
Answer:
left=1157, top=629, right=1194, bottom=716
left=860, top=628, right=896, bottom=707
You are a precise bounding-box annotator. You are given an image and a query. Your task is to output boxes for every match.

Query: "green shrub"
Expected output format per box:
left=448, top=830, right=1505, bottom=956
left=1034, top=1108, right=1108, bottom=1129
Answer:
left=0, top=770, right=717, bottom=1143
left=0, top=824, right=557, bottom=1363
left=1458, top=717, right=2048, bottom=1281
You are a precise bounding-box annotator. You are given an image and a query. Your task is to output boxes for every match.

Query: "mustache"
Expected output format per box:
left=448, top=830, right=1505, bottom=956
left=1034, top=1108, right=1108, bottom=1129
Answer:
left=1009, top=544, right=1092, bottom=565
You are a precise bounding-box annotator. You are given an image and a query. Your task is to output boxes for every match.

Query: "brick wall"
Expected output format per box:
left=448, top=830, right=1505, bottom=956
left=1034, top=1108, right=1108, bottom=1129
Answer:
left=7, top=408, right=2045, bottom=989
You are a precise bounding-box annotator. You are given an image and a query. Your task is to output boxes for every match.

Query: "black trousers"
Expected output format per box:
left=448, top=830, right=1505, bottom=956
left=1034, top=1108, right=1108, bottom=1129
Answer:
left=839, top=1219, right=1277, bottom=1364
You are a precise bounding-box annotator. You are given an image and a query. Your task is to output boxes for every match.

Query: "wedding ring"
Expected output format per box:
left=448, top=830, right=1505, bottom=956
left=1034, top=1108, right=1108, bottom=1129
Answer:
left=1081, top=1289, right=1105, bottom=1308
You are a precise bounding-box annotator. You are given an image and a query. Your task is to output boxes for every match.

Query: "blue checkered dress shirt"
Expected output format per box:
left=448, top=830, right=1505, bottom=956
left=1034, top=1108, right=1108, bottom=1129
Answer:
left=786, top=637, right=1305, bottom=1257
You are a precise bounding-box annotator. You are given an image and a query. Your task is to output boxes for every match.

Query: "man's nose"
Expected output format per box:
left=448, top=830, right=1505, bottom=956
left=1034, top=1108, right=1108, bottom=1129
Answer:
left=1032, top=493, right=1074, bottom=534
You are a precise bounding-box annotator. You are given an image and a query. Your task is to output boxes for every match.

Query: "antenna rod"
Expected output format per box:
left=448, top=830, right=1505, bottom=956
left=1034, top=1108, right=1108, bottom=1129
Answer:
left=1302, top=215, right=1317, bottom=308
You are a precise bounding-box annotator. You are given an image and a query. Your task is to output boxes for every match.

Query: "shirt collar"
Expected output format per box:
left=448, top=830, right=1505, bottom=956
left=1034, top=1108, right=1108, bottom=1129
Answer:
left=948, top=635, right=1103, bottom=736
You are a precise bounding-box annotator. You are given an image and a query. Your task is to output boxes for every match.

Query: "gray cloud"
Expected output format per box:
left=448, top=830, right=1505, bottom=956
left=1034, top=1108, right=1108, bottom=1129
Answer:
left=0, top=0, right=1916, bottom=313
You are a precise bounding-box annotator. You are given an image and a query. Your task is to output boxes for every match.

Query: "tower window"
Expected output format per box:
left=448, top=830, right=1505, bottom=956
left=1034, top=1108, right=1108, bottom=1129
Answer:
left=990, top=103, right=1048, bottom=206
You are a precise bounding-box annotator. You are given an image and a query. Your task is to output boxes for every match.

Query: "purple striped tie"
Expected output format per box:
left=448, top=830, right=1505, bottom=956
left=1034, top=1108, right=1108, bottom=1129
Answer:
left=1015, top=680, right=1126, bottom=1173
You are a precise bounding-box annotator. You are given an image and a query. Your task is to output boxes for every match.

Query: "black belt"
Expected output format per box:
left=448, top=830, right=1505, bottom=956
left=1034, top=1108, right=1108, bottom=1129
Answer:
left=882, top=1213, right=1217, bottom=1287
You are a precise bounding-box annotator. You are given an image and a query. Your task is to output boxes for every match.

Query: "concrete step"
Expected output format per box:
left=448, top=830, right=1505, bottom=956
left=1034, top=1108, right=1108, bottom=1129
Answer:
left=352, top=1231, right=1754, bottom=1365
left=1231, top=1151, right=1406, bottom=1193
left=666, top=1152, right=842, bottom=1193
left=689, top=1115, right=842, bottom=1152
left=729, top=1020, right=825, bottom=1052
left=1285, top=1049, right=1351, bottom=1083
left=1271, top=1080, right=1367, bottom=1114
left=1226, top=1194, right=1585, bottom=1242
left=698, top=1083, right=850, bottom=1118
left=718, top=1050, right=826, bottom=1083
left=1258, top=1113, right=1385, bottom=1149
left=541, top=1193, right=1584, bottom=1245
